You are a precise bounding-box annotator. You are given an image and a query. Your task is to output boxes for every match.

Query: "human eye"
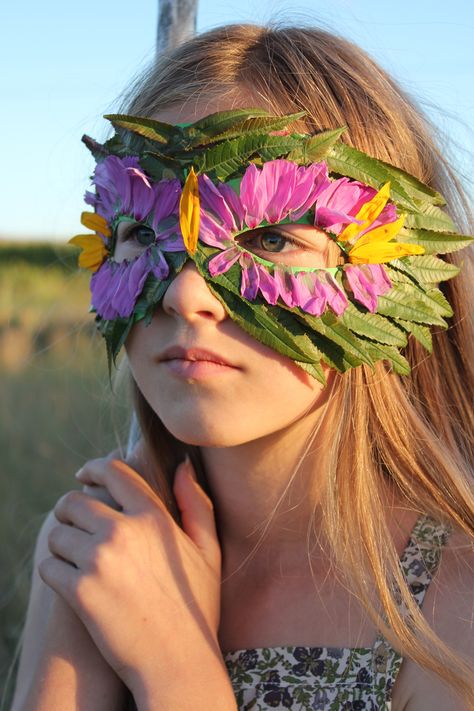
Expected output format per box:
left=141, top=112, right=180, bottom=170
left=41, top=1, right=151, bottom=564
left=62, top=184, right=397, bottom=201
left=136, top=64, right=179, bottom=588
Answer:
left=113, top=221, right=156, bottom=262
left=236, top=225, right=336, bottom=269
left=237, top=227, right=304, bottom=256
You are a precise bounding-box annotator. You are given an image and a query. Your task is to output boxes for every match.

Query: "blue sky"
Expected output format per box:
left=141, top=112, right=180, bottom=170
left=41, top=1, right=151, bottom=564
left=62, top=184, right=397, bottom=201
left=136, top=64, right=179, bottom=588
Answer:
left=1, top=0, right=473, bottom=240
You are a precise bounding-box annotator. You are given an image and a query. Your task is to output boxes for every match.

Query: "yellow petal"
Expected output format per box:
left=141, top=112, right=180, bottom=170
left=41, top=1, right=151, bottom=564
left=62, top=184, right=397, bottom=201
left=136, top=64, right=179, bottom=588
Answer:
left=179, top=167, right=200, bottom=255
left=80, top=211, right=111, bottom=237
left=339, top=182, right=391, bottom=243
left=69, top=234, right=108, bottom=272
left=348, top=241, right=425, bottom=264
left=352, top=214, right=405, bottom=249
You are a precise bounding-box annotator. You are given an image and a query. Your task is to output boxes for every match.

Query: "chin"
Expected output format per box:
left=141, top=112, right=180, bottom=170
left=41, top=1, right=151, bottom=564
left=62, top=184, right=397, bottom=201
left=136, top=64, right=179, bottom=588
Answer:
left=157, top=416, right=255, bottom=448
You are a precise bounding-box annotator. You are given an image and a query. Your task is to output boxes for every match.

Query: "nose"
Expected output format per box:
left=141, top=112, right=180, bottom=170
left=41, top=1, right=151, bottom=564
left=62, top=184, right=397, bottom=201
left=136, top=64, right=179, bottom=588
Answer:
left=161, top=260, right=228, bottom=323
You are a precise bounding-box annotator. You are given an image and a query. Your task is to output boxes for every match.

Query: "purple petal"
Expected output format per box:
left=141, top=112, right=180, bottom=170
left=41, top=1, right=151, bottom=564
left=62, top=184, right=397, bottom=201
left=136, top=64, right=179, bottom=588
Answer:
left=111, top=262, right=136, bottom=318
left=151, top=179, right=181, bottom=231
left=128, top=252, right=152, bottom=300
left=199, top=174, right=239, bottom=231
left=90, top=260, right=115, bottom=317
left=151, top=248, right=170, bottom=280
left=239, top=252, right=260, bottom=300
left=208, top=246, right=241, bottom=276
left=158, top=227, right=185, bottom=251
left=256, top=264, right=279, bottom=305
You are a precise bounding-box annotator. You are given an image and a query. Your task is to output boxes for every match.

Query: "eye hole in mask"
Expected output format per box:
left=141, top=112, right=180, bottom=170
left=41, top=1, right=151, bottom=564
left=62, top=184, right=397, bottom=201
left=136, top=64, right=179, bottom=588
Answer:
left=235, top=224, right=343, bottom=270
left=113, top=220, right=157, bottom=262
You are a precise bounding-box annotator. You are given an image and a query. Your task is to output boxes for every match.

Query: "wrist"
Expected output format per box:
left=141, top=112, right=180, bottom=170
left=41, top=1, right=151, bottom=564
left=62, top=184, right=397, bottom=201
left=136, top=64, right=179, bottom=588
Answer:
left=132, top=655, right=237, bottom=711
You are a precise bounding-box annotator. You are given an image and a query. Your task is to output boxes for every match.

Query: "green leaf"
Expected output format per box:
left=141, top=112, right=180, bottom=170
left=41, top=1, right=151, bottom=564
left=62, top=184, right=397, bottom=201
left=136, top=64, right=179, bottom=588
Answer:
left=362, top=341, right=411, bottom=375
left=327, top=143, right=418, bottom=210
left=341, top=303, right=407, bottom=346
left=194, top=134, right=301, bottom=181
left=397, top=228, right=474, bottom=254
left=376, top=283, right=449, bottom=325
left=295, top=360, right=327, bottom=384
left=139, top=152, right=186, bottom=181
left=81, top=134, right=110, bottom=161
left=371, top=162, right=444, bottom=206
left=404, top=203, right=455, bottom=232
left=297, top=311, right=374, bottom=367
left=187, top=108, right=272, bottom=136
left=286, top=127, right=347, bottom=163
left=389, top=255, right=460, bottom=284
left=207, top=281, right=322, bottom=364
left=104, top=114, right=177, bottom=144
left=191, top=113, right=307, bottom=146
left=394, top=319, right=433, bottom=352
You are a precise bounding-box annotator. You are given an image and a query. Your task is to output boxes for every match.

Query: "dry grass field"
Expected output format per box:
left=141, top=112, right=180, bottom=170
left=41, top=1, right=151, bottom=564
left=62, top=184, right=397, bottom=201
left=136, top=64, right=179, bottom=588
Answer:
left=0, top=242, right=131, bottom=707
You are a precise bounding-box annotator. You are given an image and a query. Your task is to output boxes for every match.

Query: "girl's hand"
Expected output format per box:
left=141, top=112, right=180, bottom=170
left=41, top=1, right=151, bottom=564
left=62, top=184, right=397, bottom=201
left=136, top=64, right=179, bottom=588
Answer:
left=38, top=456, right=230, bottom=707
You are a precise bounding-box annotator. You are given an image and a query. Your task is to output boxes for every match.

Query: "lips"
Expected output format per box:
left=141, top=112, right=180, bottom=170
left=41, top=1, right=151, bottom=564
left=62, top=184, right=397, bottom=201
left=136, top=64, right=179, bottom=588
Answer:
left=158, top=345, right=238, bottom=368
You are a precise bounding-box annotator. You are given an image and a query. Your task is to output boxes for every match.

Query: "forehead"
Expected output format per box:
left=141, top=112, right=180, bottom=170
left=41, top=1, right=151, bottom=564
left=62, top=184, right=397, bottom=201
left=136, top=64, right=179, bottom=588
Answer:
left=150, top=95, right=276, bottom=126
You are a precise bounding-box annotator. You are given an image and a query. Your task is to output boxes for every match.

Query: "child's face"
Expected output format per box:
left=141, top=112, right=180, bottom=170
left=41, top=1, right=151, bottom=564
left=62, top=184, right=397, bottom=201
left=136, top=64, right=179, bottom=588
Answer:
left=125, top=101, right=335, bottom=447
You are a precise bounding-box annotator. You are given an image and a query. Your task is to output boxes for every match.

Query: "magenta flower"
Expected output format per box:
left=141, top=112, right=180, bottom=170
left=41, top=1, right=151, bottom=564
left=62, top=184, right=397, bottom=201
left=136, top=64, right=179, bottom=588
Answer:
left=314, top=177, right=397, bottom=236
left=239, top=160, right=329, bottom=227
left=203, top=160, right=352, bottom=316
left=345, top=263, right=392, bottom=312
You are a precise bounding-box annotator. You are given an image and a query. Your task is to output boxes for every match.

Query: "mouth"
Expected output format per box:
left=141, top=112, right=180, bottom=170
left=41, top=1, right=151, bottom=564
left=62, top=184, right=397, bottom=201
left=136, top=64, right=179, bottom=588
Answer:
left=158, top=346, right=237, bottom=366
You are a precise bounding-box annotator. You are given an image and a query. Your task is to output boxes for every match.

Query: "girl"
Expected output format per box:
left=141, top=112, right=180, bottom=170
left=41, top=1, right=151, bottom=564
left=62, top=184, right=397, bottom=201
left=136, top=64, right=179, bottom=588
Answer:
left=10, top=23, right=474, bottom=711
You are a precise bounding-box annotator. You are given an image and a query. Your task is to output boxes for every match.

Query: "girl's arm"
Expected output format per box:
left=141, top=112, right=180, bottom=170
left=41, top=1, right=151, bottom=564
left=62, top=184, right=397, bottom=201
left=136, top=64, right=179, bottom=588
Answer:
left=9, top=510, right=128, bottom=711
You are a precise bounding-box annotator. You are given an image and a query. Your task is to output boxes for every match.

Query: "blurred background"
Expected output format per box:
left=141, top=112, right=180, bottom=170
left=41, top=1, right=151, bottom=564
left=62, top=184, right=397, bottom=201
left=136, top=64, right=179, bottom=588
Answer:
left=1, top=0, right=473, bottom=705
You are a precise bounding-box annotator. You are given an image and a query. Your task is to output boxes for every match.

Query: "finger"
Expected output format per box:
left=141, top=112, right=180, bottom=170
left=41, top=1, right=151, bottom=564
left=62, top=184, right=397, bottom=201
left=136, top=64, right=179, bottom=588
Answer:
left=82, top=484, right=123, bottom=511
left=76, top=459, right=161, bottom=515
left=48, top=522, right=92, bottom=570
left=54, top=490, right=120, bottom=534
left=173, top=458, right=221, bottom=569
left=38, top=555, right=81, bottom=611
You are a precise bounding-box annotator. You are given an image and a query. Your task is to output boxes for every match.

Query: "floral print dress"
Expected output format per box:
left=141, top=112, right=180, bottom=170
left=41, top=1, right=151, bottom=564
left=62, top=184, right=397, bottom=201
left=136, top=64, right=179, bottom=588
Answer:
left=223, top=515, right=451, bottom=710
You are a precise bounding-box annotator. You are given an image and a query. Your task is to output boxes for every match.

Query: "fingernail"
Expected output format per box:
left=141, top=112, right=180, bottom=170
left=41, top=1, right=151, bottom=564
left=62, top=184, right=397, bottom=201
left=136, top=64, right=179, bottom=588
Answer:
left=183, top=454, right=197, bottom=481
left=75, top=468, right=84, bottom=480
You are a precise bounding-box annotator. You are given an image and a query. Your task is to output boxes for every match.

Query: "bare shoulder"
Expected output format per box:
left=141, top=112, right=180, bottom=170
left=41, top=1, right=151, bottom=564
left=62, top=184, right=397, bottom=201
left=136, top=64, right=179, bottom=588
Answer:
left=394, top=528, right=474, bottom=711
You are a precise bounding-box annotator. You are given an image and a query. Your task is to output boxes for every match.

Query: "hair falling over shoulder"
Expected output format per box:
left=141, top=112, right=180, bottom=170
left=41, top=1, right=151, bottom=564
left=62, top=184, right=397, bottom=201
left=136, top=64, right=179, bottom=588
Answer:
left=117, top=23, right=474, bottom=705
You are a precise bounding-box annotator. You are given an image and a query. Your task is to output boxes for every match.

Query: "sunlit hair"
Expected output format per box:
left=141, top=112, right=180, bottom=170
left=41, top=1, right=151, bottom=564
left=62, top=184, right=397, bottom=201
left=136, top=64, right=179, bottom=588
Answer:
left=118, top=23, right=474, bottom=705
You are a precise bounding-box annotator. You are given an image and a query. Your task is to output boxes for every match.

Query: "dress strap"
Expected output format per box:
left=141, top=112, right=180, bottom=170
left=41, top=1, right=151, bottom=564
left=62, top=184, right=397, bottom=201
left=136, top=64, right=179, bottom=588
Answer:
left=370, top=514, right=452, bottom=706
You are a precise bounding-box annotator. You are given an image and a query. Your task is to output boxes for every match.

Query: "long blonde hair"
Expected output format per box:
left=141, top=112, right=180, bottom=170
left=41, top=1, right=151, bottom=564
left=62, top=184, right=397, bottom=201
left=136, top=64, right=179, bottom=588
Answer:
left=119, top=24, right=474, bottom=704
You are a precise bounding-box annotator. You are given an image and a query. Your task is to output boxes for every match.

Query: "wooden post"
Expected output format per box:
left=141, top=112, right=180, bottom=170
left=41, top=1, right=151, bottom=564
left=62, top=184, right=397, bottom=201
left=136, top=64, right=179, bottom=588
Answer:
left=157, top=0, right=197, bottom=54
left=128, top=0, right=198, bottom=456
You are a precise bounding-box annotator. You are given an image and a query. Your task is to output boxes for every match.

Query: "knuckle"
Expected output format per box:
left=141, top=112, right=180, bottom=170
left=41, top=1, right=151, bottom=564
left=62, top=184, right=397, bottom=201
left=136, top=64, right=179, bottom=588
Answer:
left=54, top=490, right=82, bottom=515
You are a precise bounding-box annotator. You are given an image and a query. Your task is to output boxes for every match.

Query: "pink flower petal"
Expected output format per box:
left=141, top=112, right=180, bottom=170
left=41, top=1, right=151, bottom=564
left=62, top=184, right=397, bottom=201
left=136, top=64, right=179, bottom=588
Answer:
left=256, top=264, right=279, bottom=305
left=240, top=164, right=265, bottom=228
left=198, top=212, right=233, bottom=249
left=217, top=182, right=245, bottom=230
left=289, top=162, right=330, bottom=220
left=319, top=272, right=348, bottom=316
left=199, top=174, right=239, bottom=231
left=239, top=252, right=260, bottom=300
left=262, top=160, right=297, bottom=223
left=208, top=246, right=241, bottom=276
left=345, top=264, right=392, bottom=312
